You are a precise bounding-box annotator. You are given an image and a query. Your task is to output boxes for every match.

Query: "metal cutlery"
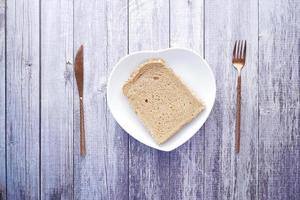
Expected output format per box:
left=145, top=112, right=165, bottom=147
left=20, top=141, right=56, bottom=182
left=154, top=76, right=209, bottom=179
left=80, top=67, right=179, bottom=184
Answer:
left=75, top=45, right=86, bottom=156
left=232, top=40, right=247, bottom=154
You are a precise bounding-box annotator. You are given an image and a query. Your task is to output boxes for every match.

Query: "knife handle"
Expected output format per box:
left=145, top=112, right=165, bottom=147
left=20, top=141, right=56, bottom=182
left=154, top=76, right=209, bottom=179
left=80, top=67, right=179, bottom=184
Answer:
left=80, top=97, right=86, bottom=156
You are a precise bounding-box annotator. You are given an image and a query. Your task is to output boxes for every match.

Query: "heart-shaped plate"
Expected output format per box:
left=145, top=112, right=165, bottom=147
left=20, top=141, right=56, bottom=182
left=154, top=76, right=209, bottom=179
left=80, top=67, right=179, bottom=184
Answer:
left=107, top=48, right=216, bottom=151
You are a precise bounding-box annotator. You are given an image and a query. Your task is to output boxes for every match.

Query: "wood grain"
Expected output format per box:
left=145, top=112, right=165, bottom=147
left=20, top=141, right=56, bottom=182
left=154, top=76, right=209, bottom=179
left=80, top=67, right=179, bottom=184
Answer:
left=258, top=1, right=300, bottom=199
left=204, top=0, right=258, bottom=199
left=41, top=0, right=74, bottom=199
left=0, top=0, right=5, bottom=199
left=6, top=0, right=40, bottom=199
left=73, top=0, right=128, bottom=199
left=128, top=0, right=170, bottom=199
left=105, top=0, right=129, bottom=198
left=1, top=0, right=300, bottom=199
left=169, top=0, right=205, bottom=199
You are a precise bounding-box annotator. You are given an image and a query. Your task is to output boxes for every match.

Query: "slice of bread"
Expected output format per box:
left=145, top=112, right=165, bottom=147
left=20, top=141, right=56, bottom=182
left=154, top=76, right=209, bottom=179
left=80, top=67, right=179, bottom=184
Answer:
left=123, top=59, right=204, bottom=144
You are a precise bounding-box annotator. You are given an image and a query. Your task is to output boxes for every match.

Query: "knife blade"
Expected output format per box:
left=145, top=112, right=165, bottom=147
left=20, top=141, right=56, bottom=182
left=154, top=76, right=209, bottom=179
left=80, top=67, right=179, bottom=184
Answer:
left=75, top=45, right=84, bottom=97
left=74, top=45, right=86, bottom=156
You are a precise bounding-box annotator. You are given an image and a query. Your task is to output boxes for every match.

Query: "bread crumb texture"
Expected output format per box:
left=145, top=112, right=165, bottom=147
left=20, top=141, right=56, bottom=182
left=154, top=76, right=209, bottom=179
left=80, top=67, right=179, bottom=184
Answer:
left=123, top=59, right=204, bottom=144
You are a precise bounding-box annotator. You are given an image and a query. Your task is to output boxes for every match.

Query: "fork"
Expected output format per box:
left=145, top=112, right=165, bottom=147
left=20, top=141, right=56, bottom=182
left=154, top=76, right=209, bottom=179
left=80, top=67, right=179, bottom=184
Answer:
left=232, top=40, right=247, bottom=154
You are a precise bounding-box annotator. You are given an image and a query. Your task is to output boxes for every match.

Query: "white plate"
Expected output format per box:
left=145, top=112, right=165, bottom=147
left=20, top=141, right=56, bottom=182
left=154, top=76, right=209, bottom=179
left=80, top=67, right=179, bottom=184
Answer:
left=107, top=48, right=216, bottom=151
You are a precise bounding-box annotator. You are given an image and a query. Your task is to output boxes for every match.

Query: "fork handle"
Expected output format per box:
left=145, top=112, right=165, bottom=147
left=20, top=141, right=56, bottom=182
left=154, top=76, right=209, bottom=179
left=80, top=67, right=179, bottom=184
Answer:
left=235, top=75, right=241, bottom=154
left=80, top=97, right=86, bottom=156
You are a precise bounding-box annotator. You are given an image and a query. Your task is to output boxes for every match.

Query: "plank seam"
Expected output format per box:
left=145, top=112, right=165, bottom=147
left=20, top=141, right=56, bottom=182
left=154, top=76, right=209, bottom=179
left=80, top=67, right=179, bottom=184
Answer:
left=127, top=0, right=129, bottom=199
left=4, top=0, right=7, bottom=198
left=127, top=0, right=129, bottom=55
left=72, top=0, right=75, bottom=199
left=257, top=0, right=260, bottom=199
left=203, top=0, right=205, bottom=59
left=203, top=0, right=206, bottom=199
left=168, top=0, right=171, bottom=48
left=168, top=0, right=171, bottom=196
left=38, top=0, right=42, bottom=199
left=104, top=1, right=110, bottom=197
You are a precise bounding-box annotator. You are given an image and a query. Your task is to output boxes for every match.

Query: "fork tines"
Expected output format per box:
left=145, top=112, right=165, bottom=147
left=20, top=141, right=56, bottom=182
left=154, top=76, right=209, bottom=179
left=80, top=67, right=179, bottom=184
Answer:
left=233, top=40, right=247, bottom=61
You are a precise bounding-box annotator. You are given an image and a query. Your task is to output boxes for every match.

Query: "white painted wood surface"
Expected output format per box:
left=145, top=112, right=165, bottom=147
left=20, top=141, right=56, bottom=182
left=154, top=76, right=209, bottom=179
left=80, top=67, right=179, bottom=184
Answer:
left=73, top=1, right=108, bottom=198
left=73, top=0, right=128, bottom=199
left=41, top=0, right=74, bottom=199
left=258, top=1, right=300, bottom=199
left=128, top=1, right=170, bottom=199
left=0, top=0, right=5, bottom=199
left=169, top=0, right=205, bottom=199
left=204, top=0, right=258, bottom=199
left=6, top=0, right=40, bottom=199
left=0, top=0, right=299, bottom=199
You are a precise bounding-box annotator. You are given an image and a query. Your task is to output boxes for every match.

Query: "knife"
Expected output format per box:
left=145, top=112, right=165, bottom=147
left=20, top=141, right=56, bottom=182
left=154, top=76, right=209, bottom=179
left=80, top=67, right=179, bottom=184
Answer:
left=75, top=45, right=86, bottom=156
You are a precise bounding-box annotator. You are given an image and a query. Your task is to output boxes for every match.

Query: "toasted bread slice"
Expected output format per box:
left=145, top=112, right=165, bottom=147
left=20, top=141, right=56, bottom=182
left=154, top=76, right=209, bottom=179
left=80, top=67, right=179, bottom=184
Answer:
left=123, top=59, right=204, bottom=144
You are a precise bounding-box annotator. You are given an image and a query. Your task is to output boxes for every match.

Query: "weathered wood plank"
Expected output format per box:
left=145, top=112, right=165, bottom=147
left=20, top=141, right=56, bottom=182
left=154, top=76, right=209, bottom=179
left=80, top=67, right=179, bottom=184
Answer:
left=128, top=0, right=170, bottom=199
left=258, top=1, right=300, bottom=199
left=204, top=0, right=258, bottom=199
left=169, top=0, right=205, bottom=199
left=73, top=0, right=128, bottom=199
left=6, top=0, right=40, bottom=199
left=0, top=0, right=5, bottom=199
left=41, top=0, right=73, bottom=199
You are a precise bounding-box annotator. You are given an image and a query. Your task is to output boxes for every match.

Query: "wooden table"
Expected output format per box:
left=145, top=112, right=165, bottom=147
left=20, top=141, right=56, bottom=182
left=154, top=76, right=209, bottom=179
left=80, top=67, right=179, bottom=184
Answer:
left=0, top=0, right=299, bottom=199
